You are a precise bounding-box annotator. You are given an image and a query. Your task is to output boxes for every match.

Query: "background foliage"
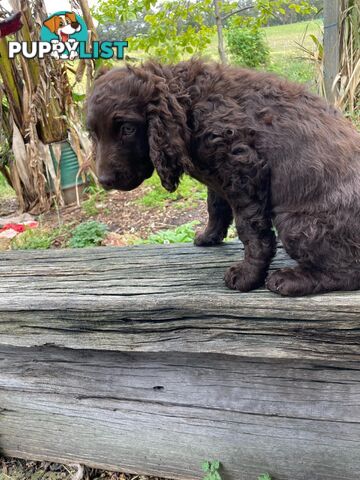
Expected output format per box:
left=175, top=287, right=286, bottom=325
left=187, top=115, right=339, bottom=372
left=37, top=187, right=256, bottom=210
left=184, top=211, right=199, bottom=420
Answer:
left=227, top=26, right=270, bottom=67
left=93, top=0, right=317, bottom=62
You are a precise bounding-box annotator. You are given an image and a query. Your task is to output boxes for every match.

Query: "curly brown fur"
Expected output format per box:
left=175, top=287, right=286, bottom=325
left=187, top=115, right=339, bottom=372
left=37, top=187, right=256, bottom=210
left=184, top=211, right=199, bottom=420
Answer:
left=87, top=58, right=360, bottom=296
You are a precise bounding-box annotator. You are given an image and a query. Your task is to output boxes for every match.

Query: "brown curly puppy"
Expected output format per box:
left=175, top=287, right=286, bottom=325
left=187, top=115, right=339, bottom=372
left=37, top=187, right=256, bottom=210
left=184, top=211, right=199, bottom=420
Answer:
left=86, top=59, right=360, bottom=296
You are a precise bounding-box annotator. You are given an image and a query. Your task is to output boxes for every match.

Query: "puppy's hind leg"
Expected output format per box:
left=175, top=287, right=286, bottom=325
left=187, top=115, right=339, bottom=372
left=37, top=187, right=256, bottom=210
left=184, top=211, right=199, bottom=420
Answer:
left=194, top=188, right=233, bottom=246
left=266, top=266, right=360, bottom=296
left=266, top=211, right=360, bottom=296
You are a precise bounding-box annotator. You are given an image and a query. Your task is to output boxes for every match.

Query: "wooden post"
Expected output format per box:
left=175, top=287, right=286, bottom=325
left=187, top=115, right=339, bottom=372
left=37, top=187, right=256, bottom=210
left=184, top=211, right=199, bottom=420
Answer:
left=323, top=0, right=340, bottom=103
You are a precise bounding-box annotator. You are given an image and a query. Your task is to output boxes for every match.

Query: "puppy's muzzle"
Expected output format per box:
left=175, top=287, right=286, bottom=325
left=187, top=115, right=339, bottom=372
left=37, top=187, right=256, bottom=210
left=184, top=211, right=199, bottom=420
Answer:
left=98, top=175, right=115, bottom=191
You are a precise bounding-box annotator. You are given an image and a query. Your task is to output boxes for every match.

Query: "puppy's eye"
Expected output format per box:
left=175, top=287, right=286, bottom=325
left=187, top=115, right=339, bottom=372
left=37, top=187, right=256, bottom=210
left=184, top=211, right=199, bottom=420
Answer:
left=122, top=123, right=137, bottom=136
left=112, top=119, right=137, bottom=136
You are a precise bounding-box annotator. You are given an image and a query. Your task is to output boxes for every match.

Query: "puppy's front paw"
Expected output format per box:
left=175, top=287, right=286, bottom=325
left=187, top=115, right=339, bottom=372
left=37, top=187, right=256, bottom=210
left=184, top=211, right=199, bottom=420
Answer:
left=194, top=230, right=223, bottom=247
left=224, top=262, right=265, bottom=292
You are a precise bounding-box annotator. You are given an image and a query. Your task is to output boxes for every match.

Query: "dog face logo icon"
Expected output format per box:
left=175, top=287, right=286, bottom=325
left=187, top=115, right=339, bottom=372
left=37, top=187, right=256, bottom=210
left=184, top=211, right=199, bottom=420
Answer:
left=43, top=12, right=81, bottom=43
left=41, top=11, right=88, bottom=60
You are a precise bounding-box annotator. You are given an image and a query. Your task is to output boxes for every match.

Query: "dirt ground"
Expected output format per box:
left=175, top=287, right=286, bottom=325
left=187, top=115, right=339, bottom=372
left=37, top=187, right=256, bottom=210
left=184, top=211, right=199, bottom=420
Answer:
left=0, top=458, right=169, bottom=480
left=51, top=187, right=206, bottom=245
left=0, top=184, right=207, bottom=248
left=0, top=197, right=19, bottom=218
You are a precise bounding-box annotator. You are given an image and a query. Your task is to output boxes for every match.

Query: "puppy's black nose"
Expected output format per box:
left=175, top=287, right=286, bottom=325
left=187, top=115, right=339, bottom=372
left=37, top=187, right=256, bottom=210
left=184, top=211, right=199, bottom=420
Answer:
left=71, top=21, right=80, bottom=29
left=98, top=175, right=114, bottom=190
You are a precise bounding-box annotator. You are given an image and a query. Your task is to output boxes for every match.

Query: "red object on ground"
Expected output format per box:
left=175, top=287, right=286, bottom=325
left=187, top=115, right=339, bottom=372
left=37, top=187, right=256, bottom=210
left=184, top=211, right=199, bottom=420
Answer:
left=0, top=223, right=26, bottom=233
left=0, top=12, right=22, bottom=38
left=0, top=222, right=38, bottom=234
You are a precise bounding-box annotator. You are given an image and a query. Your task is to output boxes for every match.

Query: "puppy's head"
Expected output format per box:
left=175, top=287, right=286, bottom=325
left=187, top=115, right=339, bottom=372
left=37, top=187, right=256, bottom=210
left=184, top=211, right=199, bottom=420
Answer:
left=86, top=65, right=190, bottom=192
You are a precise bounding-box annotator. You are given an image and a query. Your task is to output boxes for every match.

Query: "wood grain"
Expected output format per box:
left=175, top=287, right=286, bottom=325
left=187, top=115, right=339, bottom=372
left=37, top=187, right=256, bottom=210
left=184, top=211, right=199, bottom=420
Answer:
left=0, top=243, right=359, bottom=361
left=0, top=243, right=359, bottom=479
left=1, top=347, right=360, bottom=480
left=323, top=0, right=340, bottom=103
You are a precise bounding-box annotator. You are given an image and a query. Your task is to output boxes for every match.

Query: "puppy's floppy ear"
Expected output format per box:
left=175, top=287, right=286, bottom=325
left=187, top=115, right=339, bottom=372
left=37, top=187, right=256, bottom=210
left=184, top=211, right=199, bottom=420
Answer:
left=144, top=72, right=191, bottom=192
left=43, top=15, right=58, bottom=33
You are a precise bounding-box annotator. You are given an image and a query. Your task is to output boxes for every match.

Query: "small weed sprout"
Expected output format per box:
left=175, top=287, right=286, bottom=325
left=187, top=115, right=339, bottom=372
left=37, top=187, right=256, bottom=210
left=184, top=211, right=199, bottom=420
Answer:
left=82, top=186, right=108, bottom=217
left=201, top=460, right=272, bottom=480
left=202, top=460, right=222, bottom=480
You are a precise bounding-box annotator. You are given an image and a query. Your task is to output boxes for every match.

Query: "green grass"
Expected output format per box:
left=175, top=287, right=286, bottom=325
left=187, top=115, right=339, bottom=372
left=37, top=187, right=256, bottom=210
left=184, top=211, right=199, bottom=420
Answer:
left=264, top=20, right=322, bottom=57
left=0, top=173, right=15, bottom=199
left=267, top=56, right=315, bottom=84
left=263, top=19, right=323, bottom=84
left=138, top=173, right=207, bottom=209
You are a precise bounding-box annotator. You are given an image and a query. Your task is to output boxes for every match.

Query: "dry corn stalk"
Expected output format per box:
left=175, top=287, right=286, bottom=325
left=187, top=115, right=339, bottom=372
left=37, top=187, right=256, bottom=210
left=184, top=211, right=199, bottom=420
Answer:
left=335, top=0, right=360, bottom=112
left=298, top=1, right=359, bottom=113
left=0, top=0, right=94, bottom=213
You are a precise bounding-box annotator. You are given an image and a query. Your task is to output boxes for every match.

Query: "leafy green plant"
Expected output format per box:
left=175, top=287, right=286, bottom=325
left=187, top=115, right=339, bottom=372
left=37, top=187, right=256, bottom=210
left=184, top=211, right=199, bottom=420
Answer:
left=258, top=474, right=272, bottom=480
left=68, top=221, right=108, bottom=248
left=226, top=26, right=270, bottom=68
left=11, top=228, right=57, bottom=250
left=138, top=173, right=207, bottom=209
left=202, top=460, right=222, bottom=480
left=93, top=0, right=215, bottom=63
left=135, top=221, right=199, bottom=245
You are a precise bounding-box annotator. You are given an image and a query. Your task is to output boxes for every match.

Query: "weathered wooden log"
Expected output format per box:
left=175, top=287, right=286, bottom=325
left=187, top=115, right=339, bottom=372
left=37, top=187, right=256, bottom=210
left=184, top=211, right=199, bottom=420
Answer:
left=0, top=243, right=359, bottom=480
